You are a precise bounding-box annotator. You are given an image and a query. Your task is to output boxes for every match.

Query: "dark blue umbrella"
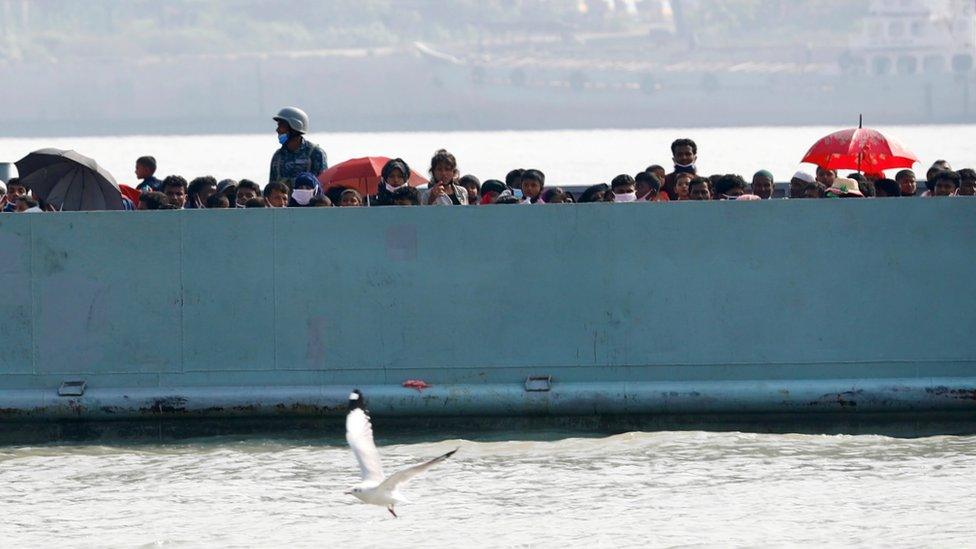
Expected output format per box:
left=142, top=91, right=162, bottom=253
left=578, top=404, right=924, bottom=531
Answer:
left=15, top=148, right=123, bottom=211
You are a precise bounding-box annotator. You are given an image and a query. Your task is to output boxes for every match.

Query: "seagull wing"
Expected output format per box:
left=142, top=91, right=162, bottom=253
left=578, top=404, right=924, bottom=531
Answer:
left=345, top=408, right=385, bottom=483
left=378, top=448, right=458, bottom=492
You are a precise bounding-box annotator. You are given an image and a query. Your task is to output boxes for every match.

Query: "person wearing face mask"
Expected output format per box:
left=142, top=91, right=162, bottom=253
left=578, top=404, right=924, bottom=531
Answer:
left=371, top=158, right=412, bottom=206
left=288, top=172, right=321, bottom=207
left=663, top=138, right=698, bottom=200
left=269, top=106, right=328, bottom=186
left=609, top=174, right=638, bottom=203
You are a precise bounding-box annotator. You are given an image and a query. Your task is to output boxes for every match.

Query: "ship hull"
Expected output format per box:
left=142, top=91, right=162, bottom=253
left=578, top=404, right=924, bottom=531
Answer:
left=0, top=200, right=974, bottom=442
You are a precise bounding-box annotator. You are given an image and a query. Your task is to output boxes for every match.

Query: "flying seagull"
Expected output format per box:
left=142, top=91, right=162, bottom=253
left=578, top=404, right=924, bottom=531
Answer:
left=345, top=389, right=457, bottom=517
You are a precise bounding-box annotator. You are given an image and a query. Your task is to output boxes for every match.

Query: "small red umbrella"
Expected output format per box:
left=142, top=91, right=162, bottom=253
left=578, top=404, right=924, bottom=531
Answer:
left=317, top=156, right=428, bottom=196
left=119, top=184, right=141, bottom=206
left=801, top=116, right=918, bottom=173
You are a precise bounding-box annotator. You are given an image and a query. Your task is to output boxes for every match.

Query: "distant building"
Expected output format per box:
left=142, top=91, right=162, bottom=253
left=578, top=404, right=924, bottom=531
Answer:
left=850, top=0, right=976, bottom=75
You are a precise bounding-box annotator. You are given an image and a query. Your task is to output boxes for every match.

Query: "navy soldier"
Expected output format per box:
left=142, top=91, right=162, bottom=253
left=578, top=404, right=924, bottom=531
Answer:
left=269, top=107, right=328, bottom=185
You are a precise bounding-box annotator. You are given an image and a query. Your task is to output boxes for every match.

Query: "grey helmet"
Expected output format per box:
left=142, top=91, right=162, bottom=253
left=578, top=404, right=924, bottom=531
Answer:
left=273, top=106, right=310, bottom=134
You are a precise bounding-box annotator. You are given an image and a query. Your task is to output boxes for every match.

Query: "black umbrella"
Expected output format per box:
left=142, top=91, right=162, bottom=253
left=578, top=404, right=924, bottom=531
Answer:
left=15, top=148, right=123, bottom=211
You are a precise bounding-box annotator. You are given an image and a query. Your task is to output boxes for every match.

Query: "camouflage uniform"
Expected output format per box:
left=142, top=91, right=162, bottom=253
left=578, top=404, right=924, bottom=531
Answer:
left=269, top=138, right=328, bottom=185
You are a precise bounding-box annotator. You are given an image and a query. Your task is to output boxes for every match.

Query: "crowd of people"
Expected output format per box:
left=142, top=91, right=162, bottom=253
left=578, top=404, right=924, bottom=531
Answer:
left=2, top=107, right=974, bottom=213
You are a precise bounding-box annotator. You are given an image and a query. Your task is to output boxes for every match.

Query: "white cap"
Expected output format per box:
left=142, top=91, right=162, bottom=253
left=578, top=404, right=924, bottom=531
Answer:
left=348, top=392, right=360, bottom=400
left=792, top=171, right=815, bottom=184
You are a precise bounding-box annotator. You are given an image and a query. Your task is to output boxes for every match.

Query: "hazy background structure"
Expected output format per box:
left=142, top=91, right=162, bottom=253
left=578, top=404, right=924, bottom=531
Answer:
left=1, top=0, right=974, bottom=136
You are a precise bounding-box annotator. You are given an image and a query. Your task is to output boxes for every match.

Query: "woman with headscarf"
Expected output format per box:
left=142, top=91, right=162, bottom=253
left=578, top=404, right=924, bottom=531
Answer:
left=371, top=158, right=412, bottom=206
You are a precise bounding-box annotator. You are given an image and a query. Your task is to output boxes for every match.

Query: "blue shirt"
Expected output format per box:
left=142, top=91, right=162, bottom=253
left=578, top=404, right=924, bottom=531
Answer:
left=136, top=175, right=163, bottom=192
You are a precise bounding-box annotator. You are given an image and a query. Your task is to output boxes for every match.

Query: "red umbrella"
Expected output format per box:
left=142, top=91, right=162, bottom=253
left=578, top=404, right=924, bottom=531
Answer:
left=317, top=157, right=428, bottom=195
left=801, top=117, right=918, bottom=173
left=119, top=184, right=141, bottom=206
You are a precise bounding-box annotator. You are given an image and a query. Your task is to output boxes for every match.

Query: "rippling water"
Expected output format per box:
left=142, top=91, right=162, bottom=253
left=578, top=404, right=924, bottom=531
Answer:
left=2, top=431, right=975, bottom=548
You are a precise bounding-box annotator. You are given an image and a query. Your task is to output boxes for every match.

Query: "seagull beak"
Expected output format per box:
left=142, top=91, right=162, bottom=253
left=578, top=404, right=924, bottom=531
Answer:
left=343, top=490, right=353, bottom=495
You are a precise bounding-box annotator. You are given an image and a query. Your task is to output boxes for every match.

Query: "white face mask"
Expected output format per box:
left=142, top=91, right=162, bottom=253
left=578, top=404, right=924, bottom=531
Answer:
left=292, top=188, right=315, bottom=205
left=385, top=182, right=403, bottom=193
left=614, top=192, right=637, bottom=203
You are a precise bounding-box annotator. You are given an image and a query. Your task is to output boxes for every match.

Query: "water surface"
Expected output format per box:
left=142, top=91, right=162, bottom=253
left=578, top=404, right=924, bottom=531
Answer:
left=2, top=125, right=974, bottom=187
left=2, top=431, right=974, bottom=548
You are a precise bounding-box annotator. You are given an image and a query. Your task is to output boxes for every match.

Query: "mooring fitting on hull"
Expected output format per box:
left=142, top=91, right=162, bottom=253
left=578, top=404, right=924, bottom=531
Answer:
left=524, top=376, right=552, bottom=392
left=58, top=381, right=86, bottom=397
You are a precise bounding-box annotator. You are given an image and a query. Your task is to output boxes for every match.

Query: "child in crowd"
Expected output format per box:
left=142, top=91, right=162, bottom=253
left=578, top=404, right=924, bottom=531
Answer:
left=340, top=189, right=363, bottom=207
left=391, top=186, right=420, bottom=206
left=263, top=181, right=290, bottom=207
left=460, top=174, right=481, bottom=205
left=309, top=196, right=332, bottom=207
left=423, top=149, right=468, bottom=205
left=520, top=169, right=545, bottom=204
left=672, top=172, right=693, bottom=200
left=134, top=156, right=163, bottom=192
left=1, top=178, right=28, bottom=212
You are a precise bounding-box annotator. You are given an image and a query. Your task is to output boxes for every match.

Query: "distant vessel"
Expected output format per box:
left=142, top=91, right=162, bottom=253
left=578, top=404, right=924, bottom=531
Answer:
left=0, top=0, right=974, bottom=136
left=848, top=0, right=975, bottom=77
